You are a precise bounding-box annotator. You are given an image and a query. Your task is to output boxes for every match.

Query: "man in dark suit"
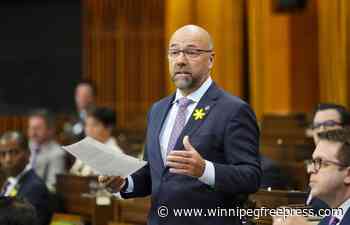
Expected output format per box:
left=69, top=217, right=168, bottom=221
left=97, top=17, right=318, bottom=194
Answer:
left=308, top=103, right=350, bottom=213
left=0, top=196, right=38, bottom=225
left=273, top=128, right=350, bottom=225
left=100, top=25, right=261, bottom=225
left=0, top=131, right=51, bottom=225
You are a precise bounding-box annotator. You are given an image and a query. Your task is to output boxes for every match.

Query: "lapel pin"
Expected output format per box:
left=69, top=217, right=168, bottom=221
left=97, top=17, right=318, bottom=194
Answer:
left=193, top=108, right=206, bottom=120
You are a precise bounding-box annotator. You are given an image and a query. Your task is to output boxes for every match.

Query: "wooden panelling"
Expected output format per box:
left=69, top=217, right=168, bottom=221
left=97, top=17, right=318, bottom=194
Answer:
left=165, top=0, right=245, bottom=97
left=317, top=0, right=350, bottom=106
left=83, top=0, right=166, bottom=132
left=247, top=0, right=319, bottom=118
left=0, top=116, right=27, bottom=134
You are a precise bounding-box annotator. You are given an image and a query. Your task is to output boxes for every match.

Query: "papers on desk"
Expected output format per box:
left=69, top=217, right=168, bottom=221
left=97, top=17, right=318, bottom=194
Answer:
left=62, top=136, right=146, bottom=177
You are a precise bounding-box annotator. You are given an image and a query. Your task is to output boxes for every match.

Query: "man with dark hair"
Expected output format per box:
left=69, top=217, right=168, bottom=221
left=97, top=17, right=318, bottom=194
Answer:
left=309, top=103, right=350, bottom=212
left=274, top=128, right=350, bottom=225
left=0, top=131, right=51, bottom=225
left=311, top=103, right=350, bottom=144
left=0, top=196, right=38, bottom=225
left=28, top=109, right=66, bottom=190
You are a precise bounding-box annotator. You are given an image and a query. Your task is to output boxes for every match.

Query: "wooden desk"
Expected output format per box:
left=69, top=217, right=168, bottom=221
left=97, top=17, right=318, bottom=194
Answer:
left=56, top=174, right=114, bottom=225
left=113, top=197, right=150, bottom=225
left=249, top=189, right=308, bottom=225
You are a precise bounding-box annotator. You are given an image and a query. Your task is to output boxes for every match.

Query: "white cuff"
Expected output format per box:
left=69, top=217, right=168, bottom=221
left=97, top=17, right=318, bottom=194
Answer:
left=198, top=160, right=215, bottom=187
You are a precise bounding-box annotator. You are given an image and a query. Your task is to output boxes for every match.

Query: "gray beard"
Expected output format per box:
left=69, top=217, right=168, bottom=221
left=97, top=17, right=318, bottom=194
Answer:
left=173, top=76, right=193, bottom=90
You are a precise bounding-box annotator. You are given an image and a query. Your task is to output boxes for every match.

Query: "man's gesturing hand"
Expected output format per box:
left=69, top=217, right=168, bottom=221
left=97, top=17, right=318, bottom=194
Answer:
left=166, top=136, right=206, bottom=177
left=98, top=176, right=125, bottom=192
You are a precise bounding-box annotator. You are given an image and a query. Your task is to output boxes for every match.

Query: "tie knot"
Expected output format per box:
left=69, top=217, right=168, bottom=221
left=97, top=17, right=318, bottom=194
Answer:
left=328, top=216, right=339, bottom=225
left=177, top=97, right=192, bottom=108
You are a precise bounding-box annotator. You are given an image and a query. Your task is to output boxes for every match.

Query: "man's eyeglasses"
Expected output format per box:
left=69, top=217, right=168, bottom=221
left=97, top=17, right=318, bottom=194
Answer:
left=168, top=48, right=213, bottom=59
left=305, top=158, right=348, bottom=172
left=310, top=120, right=343, bottom=130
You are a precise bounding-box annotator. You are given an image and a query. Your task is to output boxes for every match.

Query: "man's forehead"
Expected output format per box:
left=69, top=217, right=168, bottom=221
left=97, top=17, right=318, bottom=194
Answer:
left=314, top=140, right=342, bottom=157
left=314, top=109, right=341, bottom=122
left=169, top=36, right=207, bottom=48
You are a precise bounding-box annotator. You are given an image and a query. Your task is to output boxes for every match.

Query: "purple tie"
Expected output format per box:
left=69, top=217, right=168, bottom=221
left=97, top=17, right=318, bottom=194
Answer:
left=328, top=216, right=339, bottom=225
left=167, top=97, right=193, bottom=154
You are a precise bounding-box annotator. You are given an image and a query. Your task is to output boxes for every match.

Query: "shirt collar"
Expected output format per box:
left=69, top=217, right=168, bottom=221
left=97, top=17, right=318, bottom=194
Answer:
left=173, top=76, right=212, bottom=104
left=335, top=198, right=350, bottom=222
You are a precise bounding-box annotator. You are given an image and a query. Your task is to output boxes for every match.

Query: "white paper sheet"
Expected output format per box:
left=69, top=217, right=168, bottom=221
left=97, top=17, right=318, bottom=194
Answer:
left=62, top=136, right=146, bottom=176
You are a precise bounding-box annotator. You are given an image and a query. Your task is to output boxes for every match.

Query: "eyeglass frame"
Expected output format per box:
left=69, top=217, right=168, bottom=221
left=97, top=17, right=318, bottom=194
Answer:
left=167, top=48, right=213, bottom=59
left=310, top=120, right=343, bottom=130
left=304, top=158, right=348, bottom=172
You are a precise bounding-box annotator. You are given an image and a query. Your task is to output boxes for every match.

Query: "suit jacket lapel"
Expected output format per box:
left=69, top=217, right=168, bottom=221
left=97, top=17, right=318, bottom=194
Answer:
left=173, top=83, right=221, bottom=151
left=153, top=94, right=175, bottom=171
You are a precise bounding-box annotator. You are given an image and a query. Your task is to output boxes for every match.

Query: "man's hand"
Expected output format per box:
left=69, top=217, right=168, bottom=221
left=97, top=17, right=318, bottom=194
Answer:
left=98, top=176, right=125, bottom=192
left=166, top=136, right=206, bottom=177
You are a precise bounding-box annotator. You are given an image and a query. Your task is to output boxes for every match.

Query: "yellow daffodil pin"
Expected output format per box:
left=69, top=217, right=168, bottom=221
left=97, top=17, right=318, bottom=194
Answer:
left=9, top=188, right=18, bottom=197
left=193, top=108, right=206, bottom=120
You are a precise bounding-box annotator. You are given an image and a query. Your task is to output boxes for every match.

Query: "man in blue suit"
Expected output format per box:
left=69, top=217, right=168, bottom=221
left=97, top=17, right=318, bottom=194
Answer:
left=273, top=128, right=350, bottom=225
left=0, top=131, right=51, bottom=225
left=100, top=25, right=261, bottom=225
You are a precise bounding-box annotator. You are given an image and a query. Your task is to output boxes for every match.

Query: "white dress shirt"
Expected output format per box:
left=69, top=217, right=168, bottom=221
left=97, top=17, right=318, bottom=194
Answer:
left=125, top=76, right=215, bottom=193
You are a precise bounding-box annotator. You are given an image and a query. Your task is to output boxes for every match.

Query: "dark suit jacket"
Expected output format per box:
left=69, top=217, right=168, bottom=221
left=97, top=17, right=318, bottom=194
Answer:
left=121, top=83, right=261, bottom=225
left=16, top=169, right=52, bottom=225
left=318, top=207, right=350, bottom=225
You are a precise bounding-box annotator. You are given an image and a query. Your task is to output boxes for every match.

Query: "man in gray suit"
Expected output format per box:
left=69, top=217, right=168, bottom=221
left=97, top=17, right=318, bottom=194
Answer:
left=27, top=109, right=65, bottom=191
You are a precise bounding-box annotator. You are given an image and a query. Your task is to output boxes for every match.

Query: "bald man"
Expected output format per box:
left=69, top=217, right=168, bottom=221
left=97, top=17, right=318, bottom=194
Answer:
left=101, top=25, right=261, bottom=225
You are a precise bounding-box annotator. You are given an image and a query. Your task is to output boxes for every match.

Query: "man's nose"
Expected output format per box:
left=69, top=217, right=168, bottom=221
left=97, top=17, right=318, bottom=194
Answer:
left=3, top=153, right=13, bottom=164
left=174, top=52, right=188, bottom=65
left=307, top=165, right=316, bottom=174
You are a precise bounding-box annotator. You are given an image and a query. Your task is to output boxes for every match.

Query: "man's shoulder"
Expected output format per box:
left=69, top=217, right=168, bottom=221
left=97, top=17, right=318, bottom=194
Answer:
left=211, top=86, right=250, bottom=110
left=42, top=141, right=65, bottom=157
left=20, top=170, right=48, bottom=192
left=149, top=94, right=174, bottom=111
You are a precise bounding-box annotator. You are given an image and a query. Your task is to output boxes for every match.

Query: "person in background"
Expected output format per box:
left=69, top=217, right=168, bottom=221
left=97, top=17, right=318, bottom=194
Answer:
left=308, top=103, right=350, bottom=213
left=27, top=109, right=66, bottom=191
left=273, top=128, right=350, bottom=225
left=311, top=103, right=350, bottom=145
left=71, top=80, right=97, bottom=139
left=0, top=196, right=38, bottom=225
left=0, top=131, right=51, bottom=225
left=70, top=107, right=123, bottom=176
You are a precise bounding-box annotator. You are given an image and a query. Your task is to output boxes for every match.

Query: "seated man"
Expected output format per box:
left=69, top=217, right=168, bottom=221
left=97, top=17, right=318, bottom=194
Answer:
left=311, top=103, right=350, bottom=144
left=70, top=106, right=124, bottom=176
left=0, top=131, right=51, bottom=225
left=308, top=103, right=350, bottom=212
left=273, top=128, right=350, bottom=225
left=0, top=196, right=38, bottom=225
left=28, top=109, right=66, bottom=190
